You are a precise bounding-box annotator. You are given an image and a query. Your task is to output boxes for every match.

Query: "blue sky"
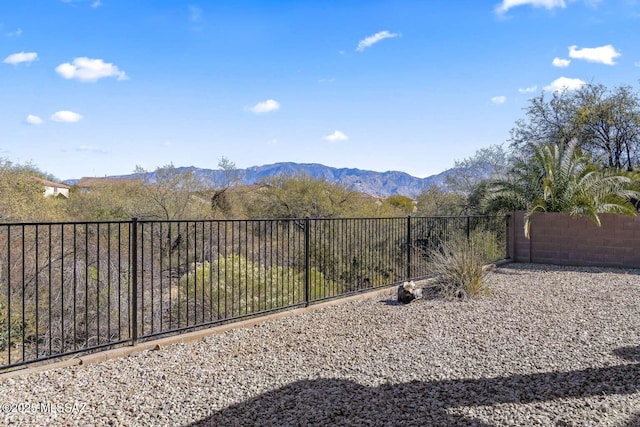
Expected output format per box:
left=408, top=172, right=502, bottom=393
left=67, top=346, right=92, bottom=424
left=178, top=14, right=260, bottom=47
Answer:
left=2, top=0, right=640, bottom=181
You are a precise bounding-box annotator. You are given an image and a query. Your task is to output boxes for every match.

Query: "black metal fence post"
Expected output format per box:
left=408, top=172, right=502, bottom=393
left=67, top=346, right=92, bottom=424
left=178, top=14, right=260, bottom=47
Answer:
left=304, top=217, right=310, bottom=306
left=131, top=217, right=138, bottom=345
left=406, top=215, right=411, bottom=280
left=466, top=216, right=471, bottom=240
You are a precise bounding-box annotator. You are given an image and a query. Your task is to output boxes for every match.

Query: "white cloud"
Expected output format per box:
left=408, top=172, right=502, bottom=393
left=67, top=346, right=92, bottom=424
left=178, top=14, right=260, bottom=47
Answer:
left=6, top=28, right=22, bottom=37
left=568, top=44, right=620, bottom=65
left=51, top=110, right=83, bottom=123
left=246, top=99, right=280, bottom=114
left=356, top=30, right=399, bottom=52
left=61, top=0, right=102, bottom=7
left=25, top=115, right=43, bottom=125
left=3, top=51, right=37, bottom=65
left=544, top=77, right=586, bottom=92
left=55, top=57, right=128, bottom=82
left=518, top=85, right=538, bottom=93
left=495, top=0, right=566, bottom=15
left=491, top=96, right=507, bottom=104
left=552, top=57, right=571, bottom=67
left=323, top=130, right=349, bottom=142
left=188, top=5, right=202, bottom=22
left=76, top=145, right=109, bottom=154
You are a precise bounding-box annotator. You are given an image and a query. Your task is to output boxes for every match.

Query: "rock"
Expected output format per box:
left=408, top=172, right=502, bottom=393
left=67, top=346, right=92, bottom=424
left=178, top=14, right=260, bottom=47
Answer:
left=397, top=281, right=422, bottom=304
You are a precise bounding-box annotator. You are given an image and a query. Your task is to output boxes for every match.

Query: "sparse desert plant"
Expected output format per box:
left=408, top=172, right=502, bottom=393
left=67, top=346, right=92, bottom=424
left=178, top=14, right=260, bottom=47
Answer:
left=175, top=254, right=337, bottom=326
left=429, top=234, right=491, bottom=299
left=0, top=296, right=37, bottom=352
left=469, top=229, right=504, bottom=262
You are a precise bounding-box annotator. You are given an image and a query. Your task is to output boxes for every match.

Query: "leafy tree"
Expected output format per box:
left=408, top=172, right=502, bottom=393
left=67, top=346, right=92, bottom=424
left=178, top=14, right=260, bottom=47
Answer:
left=0, top=159, right=64, bottom=222
left=446, top=144, right=510, bottom=194
left=65, top=179, right=145, bottom=220
left=415, top=186, right=465, bottom=216
left=216, top=156, right=244, bottom=188
left=572, top=84, right=640, bottom=171
left=510, top=83, right=640, bottom=171
left=488, top=140, right=639, bottom=237
left=509, top=90, right=578, bottom=154
left=134, top=164, right=213, bottom=220
left=210, top=157, right=244, bottom=217
left=69, top=159, right=244, bottom=221
left=383, top=195, right=415, bottom=214
left=437, top=144, right=511, bottom=215
left=244, top=174, right=363, bottom=219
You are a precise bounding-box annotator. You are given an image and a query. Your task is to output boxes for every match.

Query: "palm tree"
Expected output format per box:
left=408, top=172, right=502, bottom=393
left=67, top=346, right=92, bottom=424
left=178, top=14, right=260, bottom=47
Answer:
left=487, top=140, right=639, bottom=238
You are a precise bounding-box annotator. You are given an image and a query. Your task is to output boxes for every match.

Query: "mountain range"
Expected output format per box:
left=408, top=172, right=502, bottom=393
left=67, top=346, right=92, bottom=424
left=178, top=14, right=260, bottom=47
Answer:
left=68, top=162, right=453, bottom=198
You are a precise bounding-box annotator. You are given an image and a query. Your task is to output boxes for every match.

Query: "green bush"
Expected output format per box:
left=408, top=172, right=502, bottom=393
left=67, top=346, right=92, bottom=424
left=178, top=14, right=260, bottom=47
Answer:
left=176, top=254, right=335, bottom=324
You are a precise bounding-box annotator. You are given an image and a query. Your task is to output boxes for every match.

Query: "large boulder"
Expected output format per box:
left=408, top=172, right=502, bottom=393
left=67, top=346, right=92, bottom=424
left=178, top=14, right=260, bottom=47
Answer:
left=397, top=281, right=422, bottom=304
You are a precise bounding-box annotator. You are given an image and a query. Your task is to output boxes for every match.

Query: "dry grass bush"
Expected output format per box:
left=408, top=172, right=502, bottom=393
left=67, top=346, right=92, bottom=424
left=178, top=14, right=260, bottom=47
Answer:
left=429, top=233, right=492, bottom=299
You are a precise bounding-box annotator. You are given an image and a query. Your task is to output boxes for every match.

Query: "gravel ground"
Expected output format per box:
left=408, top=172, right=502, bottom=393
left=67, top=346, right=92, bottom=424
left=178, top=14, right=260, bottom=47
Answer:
left=2, top=263, right=640, bottom=426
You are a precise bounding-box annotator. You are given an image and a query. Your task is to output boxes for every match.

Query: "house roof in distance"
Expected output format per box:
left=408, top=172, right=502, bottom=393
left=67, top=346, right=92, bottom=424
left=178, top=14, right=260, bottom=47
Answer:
left=33, top=177, right=71, bottom=189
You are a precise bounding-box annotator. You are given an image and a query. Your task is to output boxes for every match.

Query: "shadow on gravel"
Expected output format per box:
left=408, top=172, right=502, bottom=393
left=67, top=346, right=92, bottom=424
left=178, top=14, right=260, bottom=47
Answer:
left=187, top=346, right=640, bottom=426
left=615, top=345, right=640, bottom=363
left=380, top=299, right=403, bottom=306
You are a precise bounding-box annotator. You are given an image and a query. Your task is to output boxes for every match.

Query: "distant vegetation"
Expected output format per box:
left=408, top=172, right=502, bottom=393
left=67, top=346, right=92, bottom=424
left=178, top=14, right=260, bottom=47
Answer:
left=0, top=82, right=638, bottom=225
left=0, top=159, right=422, bottom=223
left=0, top=159, right=67, bottom=223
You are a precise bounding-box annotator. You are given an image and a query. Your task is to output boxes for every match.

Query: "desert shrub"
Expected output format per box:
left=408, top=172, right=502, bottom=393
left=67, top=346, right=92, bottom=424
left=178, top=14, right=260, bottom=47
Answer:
left=469, top=229, right=504, bottom=262
left=176, top=256, right=264, bottom=323
left=0, top=295, right=37, bottom=353
left=266, top=265, right=334, bottom=302
left=175, top=255, right=336, bottom=325
left=429, top=234, right=492, bottom=299
left=0, top=224, right=133, bottom=367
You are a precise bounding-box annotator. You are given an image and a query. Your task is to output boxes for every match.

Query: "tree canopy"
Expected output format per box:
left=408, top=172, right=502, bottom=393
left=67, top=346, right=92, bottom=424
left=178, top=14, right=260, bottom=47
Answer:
left=510, top=83, right=640, bottom=171
left=244, top=174, right=366, bottom=219
left=0, top=159, right=65, bottom=222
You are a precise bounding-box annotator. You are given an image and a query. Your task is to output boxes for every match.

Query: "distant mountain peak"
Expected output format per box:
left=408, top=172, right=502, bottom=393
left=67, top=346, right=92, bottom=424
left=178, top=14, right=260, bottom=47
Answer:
left=66, top=162, right=452, bottom=198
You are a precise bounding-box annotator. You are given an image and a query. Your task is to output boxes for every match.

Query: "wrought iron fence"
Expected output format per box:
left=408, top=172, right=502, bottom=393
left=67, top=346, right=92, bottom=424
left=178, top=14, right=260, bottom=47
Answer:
left=0, top=215, right=508, bottom=370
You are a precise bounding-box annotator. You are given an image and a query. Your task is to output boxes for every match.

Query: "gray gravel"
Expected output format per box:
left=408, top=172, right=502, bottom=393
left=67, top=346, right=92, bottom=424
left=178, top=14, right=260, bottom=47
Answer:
left=2, top=263, right=640, bottom=426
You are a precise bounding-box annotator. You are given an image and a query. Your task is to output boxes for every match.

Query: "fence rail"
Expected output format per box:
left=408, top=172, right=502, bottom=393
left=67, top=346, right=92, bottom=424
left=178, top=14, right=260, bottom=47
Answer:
left=0, top=215, right=508, bottom=370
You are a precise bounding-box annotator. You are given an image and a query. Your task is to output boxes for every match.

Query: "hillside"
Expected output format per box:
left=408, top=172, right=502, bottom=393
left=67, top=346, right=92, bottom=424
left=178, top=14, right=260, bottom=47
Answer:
left=67, top=162, right=453, bottom=198
left=239, top=163, right=452, bottom=197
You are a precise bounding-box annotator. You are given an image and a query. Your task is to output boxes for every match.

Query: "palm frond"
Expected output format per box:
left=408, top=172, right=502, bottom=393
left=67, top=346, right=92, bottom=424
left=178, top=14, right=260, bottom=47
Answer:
left=488, top=140, right=638, bottom=238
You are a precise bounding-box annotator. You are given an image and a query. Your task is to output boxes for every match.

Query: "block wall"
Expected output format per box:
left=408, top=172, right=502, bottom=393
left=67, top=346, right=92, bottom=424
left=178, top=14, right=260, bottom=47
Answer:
left=509, top=211, right=640, bottom=268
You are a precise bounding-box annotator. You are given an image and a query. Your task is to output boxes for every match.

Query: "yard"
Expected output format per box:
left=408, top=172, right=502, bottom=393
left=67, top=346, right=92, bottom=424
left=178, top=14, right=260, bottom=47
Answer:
left=1, top=263, right=639, bottom=426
